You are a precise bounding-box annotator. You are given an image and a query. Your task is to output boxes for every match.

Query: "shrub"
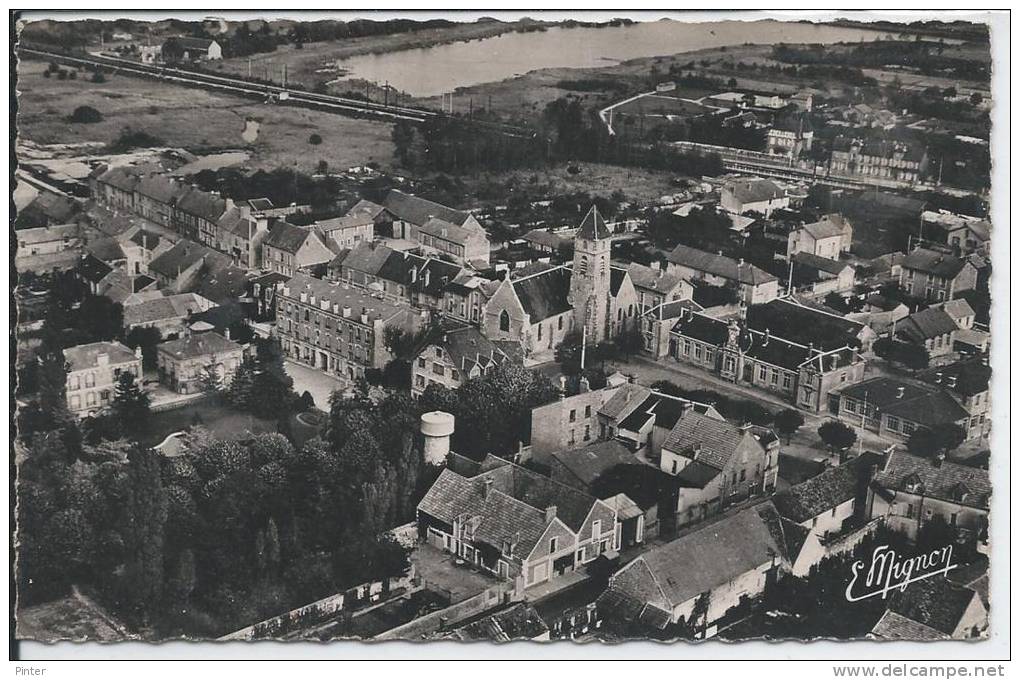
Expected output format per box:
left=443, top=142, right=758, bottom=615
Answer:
left=91, top=71, right=106, bottom=83
left=68, top=105, right=103, bottom=124
left=308, top=133, right=322, bottom=145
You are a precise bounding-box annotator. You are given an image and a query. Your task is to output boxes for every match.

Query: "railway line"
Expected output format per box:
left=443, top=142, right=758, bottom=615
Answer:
left=18, top=46, right=536, bottom=139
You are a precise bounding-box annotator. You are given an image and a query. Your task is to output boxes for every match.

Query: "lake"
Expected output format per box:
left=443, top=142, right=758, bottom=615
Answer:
left=335, top=19, right=905, bottom=97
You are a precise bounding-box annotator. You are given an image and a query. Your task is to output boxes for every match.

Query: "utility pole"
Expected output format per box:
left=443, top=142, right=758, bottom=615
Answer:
left=384, top=80, right=389, bottom=106
left=248, top=57, right=252, bottom=78
left=282, top=63, right=287, bottom=89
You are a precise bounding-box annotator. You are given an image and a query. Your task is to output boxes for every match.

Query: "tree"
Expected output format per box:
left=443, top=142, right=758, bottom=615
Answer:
left=774, top=409, right=806, bottom=444
left=121, top=448, right=168, bottom=624
left=906, top=423, right=967, bottom=459
left=818, top=420, right=857, bottom=455
left=68, top=105, right=103, bottom=124
left=125, top=326, right=162, bottom=370
left=91, top=71, right=106, bottom=83
left=167, top=548, right=197, bottom=607
left=225, top=356, right=257, bottom=410
left=198, top=360, right=226, bottom=395
left=111, top=372, right=151, bottom=438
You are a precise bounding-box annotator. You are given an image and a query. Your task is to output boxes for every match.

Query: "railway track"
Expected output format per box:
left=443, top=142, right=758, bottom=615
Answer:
left=19, top=46, right=536, bottom=139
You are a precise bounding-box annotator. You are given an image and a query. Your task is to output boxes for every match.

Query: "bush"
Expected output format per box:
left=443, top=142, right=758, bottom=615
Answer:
left=818, top=420, right=857, bottom=454
left=873, top=337, right=929, bottom=370
left=68, top=105, right=103, bottom=124
left=308, top=133, right=322, bottom=145
left=91, top=71, right=106, bottom=83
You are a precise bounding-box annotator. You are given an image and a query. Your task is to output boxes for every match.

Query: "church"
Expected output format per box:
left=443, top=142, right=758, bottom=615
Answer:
left=482, top=206, right=639, bottom=356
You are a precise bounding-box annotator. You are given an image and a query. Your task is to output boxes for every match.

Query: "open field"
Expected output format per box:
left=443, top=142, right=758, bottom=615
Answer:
left=15, top=58, right=396, bottom=173
left=215, top=19, right=545, bottom=91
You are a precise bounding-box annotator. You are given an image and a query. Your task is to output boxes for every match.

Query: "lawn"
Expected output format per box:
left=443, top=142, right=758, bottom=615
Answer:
left=142, top=400, right=275, bottom=448
left=15, top=58, right=396, bottom=174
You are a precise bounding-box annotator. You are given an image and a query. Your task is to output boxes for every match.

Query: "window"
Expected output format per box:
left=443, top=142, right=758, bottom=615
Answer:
left=683, top=340, right=691, bottom=356
left=758, top=365, right=767, bottom=381
left=69, top=375, right=80, bottom=390
left=499, top=310, right=510, bottom=332
left=902, top=421, right=916, bottom=436
left=432, top=363, right=444, bottom=376
left=905, top=504, right=914, bottom=518
left=782, top=374, right=793, bottom=390
left=584, top=424, right=590, bottom=441
left=724, top=356, right=736, bottom=372
left=887, top=416, right=900, bottom=432
left=592, top=520, right=602, bottom=538
left=671, top=460, right=678, bottom=475
left=845, top=399, right=857, bottom=414
left=435, top=347, right=442, bottom=358
left=739, top=469, right=746, bottom=481
left=549, top=537, right=558, bottom=553
left=694, top=345, right=703, bottom=360
left=770, top=370, right=779, bottom=386
left=558, top=316, right=564, bottom=330
left=584, top=405, right=591, bottom=418
left=100, top=390, right=110, bottom=402
left=569, top=409, right=577, bottom=423
left=85, top=373, right=95, bottom=388
left=537, top=324, right=543, bottom=341
left=415, top=375, right=425, bottom=387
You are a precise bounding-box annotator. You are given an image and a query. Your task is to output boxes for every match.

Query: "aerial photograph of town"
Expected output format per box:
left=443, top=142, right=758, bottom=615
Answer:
left=11, top=10, right=1003, bottom=656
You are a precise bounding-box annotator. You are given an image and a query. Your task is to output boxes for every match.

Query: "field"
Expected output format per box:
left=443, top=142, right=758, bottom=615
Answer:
left=15, top=58, right=396, bottom=173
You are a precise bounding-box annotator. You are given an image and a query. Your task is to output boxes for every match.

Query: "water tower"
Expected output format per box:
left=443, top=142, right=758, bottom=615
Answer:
left=420, top=411, right=455, bottom=466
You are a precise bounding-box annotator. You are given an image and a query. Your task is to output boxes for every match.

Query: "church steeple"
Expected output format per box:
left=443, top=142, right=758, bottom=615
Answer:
left=569, top=205, right=612, bottom=345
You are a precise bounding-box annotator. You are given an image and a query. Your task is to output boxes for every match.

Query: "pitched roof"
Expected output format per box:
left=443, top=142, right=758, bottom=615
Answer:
left=136, top=174, right=184, bottom=204
left=793, top=252, right=853, bottom=277
left=173, top=36, right=217, bottom=51
left=724, top=178, right=785, bottom=205
left=934, top=298, right=975, bottom=323
left=870, top=610, right=949, bottom=640
left=158, top=331, right=241, bottom=360
left=843, top=377, right=971, bottom=427
left=417, top=217, right=482, bottom=247
left=383, top=189, right=471, bottom=227
left=315, top=199, right=385, bottom=232
left=874, top=450, right=990, bottom=510
left=577, top=205, right=611, bottom=240
left=63, top=341, right=138, bottom=371
left=511, top=266, right=573, bottom=323
left=333, top=241, right=394, bottom=276
left=746, top=298, right=865, bottom=351
left=625, top=262, right=686, bottom=295
left=773, top=455, right=874, bottom=523
left=263, top=221, right=315, bottom=254
left=916, top=358, right=991, bottom=398
left=95, top=166, right=140, bottom=193
left=550, top=440, right=641, bottom=490
left=176, top=187, right=228, bottom=223
left=663, top=411, right=757, bottom=470
left=888, top=577, right=980, bottom=636
left=667, top=244, right=778, bottom=286
left=78, top=253, right=113, bottom=284
left=901, top=248, right=968, bottom=279
left=87, top=236, right=127, bottom=263
left=123, top=293, right=206, bottom=326
left=449, top=602, right=550, bottom=641
left=149, top=240, right=230, bottom=280
left=16, top=224, right=80, bottom=245
left=281, top=272, right=416, bottom=326
left=801, top=214, right=850, bottom=240
left=605, top=503, right=786, bottom=615
left=423, top=324, right=521, bottom=376
left=195, top=264, right=249, bottom=305
left=522, top=229, right=568, bottom=250
left=896, top=307, right=959, bottom=343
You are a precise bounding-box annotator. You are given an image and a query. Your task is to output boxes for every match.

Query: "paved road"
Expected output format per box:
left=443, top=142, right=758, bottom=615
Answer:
left=284, top=359, right=345, bottom=411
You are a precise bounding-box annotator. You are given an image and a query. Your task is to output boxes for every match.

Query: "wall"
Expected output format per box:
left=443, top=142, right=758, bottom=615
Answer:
left=530, top=387, right=617, bottom=455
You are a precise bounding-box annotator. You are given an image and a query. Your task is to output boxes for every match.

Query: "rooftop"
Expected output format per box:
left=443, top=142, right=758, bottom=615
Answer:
left=157, top=331, right=242, bottom=361
left=667, top=244, right=778, bottom=286
left=874, top=449, right=990, bottom=510
left=63, top=341, right=138, bottom=372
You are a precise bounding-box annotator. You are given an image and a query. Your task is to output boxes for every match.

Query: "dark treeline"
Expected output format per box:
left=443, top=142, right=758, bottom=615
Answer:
left=771, top=41, right=989, bottom=81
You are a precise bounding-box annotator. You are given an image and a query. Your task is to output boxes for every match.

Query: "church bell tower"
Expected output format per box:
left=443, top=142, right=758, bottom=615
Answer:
left=569, top=205, right=612, bottom=344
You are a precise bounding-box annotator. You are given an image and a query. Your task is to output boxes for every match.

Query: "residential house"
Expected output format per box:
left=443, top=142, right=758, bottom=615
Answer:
left=791, top=252, right=856, bottom=297
left=895, top=306, right=959, bottom=358
left=772, top=454, right=883, bottom=577
left=917, top=358, right=991, bottom=440
left=174, top=187, right=231, bottom=247
left=261, top=221, right=334, bottom=278
left=766, top=118, right=813, bottom=158
left=91, top=166, right=140, bottom=213
left=410, top=322, right=522, bottom=396
left=157, top=330, right=244, bottom=394
left=829, top=137, right=928, bottom=183
left=275, top=272, right=425, bottom=384
left=15, top=224, right=84, bottom=273
left=898, top=248, right=978, bottom=302
left=625, top=261, right=693, bottom=314
left=133, top=173, right=185, bottom=230
left=786, top=214, right=853, bottom=259
left=167, top=36, right=222, bottom=61
left=659, top=411, right=779, bottom=527
left=521, top=228, right=570, bottom=254
left=382, top=189, right=491, bottom=266
left=313, top=199, right=384, bottom=250
left=441, top=271, right=500, bottom=326
left=148, top=240, right=232, bottom=293
left=836, top=376, right=974, bottom=442
left=666, top=244, right=780, bottom=305
left=870, top=577, right=988, bottom=640
left=417, top=455, right=624, bottom=589
left=530, top=376, right=629, bottom=456
left=123, top=292, right=215, bottom=336
left=868, top=449, right=990, bottom=543
left=94, top=268, right=161, bottom=306
left=921, top=210, right=990, bottom=256
left=719, top=178, right=789, bottom=217
left=597, top=502, right=790, bottom=634
left=63, top=341, right=143, bottom=418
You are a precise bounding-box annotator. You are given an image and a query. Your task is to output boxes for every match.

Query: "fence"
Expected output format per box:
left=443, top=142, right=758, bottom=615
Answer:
left=373, top=582, right=515, bottom=641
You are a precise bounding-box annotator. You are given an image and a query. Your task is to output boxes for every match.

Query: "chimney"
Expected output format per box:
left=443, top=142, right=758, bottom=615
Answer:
left=224, top=327, right=231, bottom=341
left=947, top=376, right=957, bottom=388
left=342, top=306, right=351, bottom=318
left=579, top=376, right=590, bottom=393
left=483, top=478, right=494, bottom=498
left=544, top=506, right=557, bottom=523
left=559, top=375, right=567, bottom=395
left=829, top=354, right=838, bottom=371
left=762, top=328, right=770, bottom=346
left=424, top=268, right=431, bottom=288
left=933, top=450, right=945, bottom=468
left=134, top=345, right=143, bottom=360
left=896, top=386, right=905, bottom=399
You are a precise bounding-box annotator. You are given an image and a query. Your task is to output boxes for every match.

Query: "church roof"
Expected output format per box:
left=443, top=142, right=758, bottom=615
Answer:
left=577, top=205, right=611, bottom=240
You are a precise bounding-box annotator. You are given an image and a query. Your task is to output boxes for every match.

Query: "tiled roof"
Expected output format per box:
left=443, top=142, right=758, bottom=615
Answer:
left=511, top=266, right=572, bottom=323
left=195, top=264, right=249, bottom=305
left=64, top=341, right=138, bottom=371
left=316, top=200, right=384, bottom=232
left=522, top=229, right=568, bottom=250
left=96, top=166, right=140, bottom=193
left=642, top=299, right=702, bottom=321
left=746, top=298, right=865, bottom=351
left=577, top=205, right=611, bottom=240
left=334, top=241, right=394, bottom=276
left=888, top=576, right=980, bottom=636
left=281, top=272, right=415, bottom=325
left=793, top=252, right=853, bottom=277
left=874, top=450, right=990, bottom=510
left=870, top=610, right=949, bottom=640
left=87, top=236, right=126, bottom=263
left=478, top=462, right=603, bottom=533
left=609, top=266, right=628, bottom=297
left=149, top=240, right=230, bottom=280
left=841, top=377, right=970, bottom=428
left=217, top=207, right=254, bottom=239
left=917, top=358, right=990, bottom=398
left=263, top=221, right=314, bottom=254
left=606, top=503, right=786, bottom=614
left=625, top=262, right=686, bottom=295
left=449, top=602, right=550, bottom=641
left=667, top=244, right=778, bottom=286
left=383, top=189, right=471, bottom=227
left=158, top=331, right=241, bottom=360
left=176, top=187, right=228, bottom=223
left=551, top=440, right=641, bottom=489
left=663, top=411, right=756, bottom=470
left=16, top=224, right=80, bottom=245
left=424, top=324, right=520, bottom=376
left=599, top=383, right=651, bottom=421
left=896, top=307, right=959, bottom=343
left=901, top=248, right=968, bottom=279
left=124, top=293, right=205, bottom=326
left=934, top=298, right=975, bottom=324
left=801, top=214, right=849, bottom=240
left=174, top=36, right=217, bottom=51
left=127, top=228, right=166, bottom=251
left=136, top=174, right=184, bottom=204
left=724, top=178, right=785, bottom=205
left=773, top=454, right=877, bottom=523
left=418, top=217, right=481, bottom=247
left=78, top=253, right=113, bottom=283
